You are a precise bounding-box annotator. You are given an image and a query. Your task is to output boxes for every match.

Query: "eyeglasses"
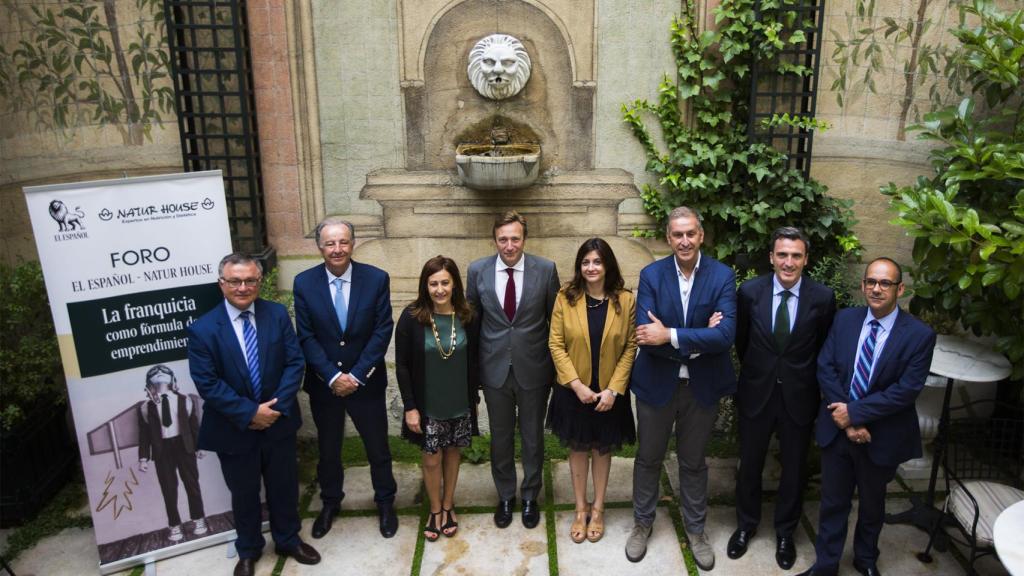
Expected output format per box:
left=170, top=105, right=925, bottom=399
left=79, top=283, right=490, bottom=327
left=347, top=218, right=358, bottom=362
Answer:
left=220, top=278, right=262, bottom=288
left=863, top=278, right=899, bottom=290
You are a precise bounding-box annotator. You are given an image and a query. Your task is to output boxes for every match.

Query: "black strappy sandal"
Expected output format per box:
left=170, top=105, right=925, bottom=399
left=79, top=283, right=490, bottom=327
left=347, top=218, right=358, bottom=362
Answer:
left=441, top=507, right=459, bottom=537
left=424, top=511, right=441, bottom=542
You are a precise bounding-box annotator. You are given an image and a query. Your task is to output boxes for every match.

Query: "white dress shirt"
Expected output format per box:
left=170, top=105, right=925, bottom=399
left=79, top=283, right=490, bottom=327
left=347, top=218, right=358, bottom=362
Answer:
left=771, top=275, right=801, bottom=332
left=669, top=254, right=702, bottom=378
left=854, top=306, right=899, bottom=388
left=494, top=254, right=525, bottom=309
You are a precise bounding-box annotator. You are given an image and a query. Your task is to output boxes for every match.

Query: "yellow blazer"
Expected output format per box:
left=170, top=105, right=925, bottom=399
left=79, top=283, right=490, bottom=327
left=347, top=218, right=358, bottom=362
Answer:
left=548, top=289, right=637, bottom=395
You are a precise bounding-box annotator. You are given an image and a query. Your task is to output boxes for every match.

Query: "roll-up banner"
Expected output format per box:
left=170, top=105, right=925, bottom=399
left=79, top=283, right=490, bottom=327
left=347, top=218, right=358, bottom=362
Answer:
left=24, top=171, right=239, bottom=574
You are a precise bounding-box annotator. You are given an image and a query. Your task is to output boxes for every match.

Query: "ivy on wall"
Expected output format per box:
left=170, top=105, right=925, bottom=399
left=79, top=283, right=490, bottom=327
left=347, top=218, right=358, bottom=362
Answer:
left=623, top=0, right=860, bottom=267
left=0, top=0, right=173, bottom=145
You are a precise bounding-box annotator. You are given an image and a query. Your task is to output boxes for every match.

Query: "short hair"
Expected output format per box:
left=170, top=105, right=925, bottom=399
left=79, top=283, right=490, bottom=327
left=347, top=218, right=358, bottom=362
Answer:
left=493, top=210, right=528, bottom=240
left=218, top=252, right=263, bottom=277
left=144, top=364, right=179, bottom=393
left=665, top=206, right=703, bottom=232
left=770, top=226, right=810, bottom=253
left=314, top=217, right=356, bottom=247
left=864, top=257, right=903, bottom=284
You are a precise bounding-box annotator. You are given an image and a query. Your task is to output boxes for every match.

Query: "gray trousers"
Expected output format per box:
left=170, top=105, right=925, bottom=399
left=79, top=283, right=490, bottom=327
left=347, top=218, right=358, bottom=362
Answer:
left=632, top=379, right=718, bottom=534
left=483, top=369, right=550, bottom=501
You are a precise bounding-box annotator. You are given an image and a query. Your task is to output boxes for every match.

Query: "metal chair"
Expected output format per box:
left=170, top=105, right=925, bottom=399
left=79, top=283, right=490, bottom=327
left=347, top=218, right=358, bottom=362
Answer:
left=917, top=400, right=1024, bottom=574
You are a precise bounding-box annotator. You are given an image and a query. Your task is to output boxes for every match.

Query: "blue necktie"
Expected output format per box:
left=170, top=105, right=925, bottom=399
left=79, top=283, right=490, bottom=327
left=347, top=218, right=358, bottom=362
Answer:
left=240, top=311, right=262, bottom=400
left=850, top=320, right=881, bottom=400
left=334, top=278, right=348, bottom=333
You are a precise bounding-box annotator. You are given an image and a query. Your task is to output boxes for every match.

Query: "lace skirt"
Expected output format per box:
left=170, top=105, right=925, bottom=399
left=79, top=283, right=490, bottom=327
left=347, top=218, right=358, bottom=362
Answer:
left=422, top=412, right=473, bottom=454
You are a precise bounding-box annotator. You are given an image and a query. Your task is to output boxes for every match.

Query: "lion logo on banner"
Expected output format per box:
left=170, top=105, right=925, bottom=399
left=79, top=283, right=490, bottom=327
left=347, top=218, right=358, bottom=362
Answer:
left=48, top=200, right=86, bottom=231
left=467, top=34, right=532, bottom=100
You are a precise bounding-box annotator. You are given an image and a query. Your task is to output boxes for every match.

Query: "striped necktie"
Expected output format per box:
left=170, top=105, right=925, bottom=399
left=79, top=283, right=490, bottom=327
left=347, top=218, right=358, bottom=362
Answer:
left=849, top=320, right=881, bottom=401
left=240, top=311, right=262, bottom=400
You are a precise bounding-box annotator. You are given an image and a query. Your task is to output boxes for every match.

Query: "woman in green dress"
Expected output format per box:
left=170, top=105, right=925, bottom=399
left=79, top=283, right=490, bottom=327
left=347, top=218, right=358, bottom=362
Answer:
left=395, top=255, right=479, bottom=541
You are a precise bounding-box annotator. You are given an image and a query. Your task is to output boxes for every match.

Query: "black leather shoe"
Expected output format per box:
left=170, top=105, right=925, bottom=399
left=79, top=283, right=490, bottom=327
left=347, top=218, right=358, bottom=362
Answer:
left=378, top=502, right=398, bottom=538
left=727, top=528, right=756, bottom=559
left=522, top=499, right=540, bottom=528
left=853, top=561, right=882, bottom=576
left=794, top=568, right=837, bottom=576
left=276, top=540, right=321, bottom=565
left=776, top=535, right=796, bottom=569
left=494, top=498, right=515, bottom=528
left=311, top=505, right=339, bottom=539
left=233, top=557, right=257, bottom=576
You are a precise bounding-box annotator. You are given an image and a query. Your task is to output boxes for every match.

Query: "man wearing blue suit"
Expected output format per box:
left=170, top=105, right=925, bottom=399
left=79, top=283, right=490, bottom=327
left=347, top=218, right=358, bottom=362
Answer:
left=188, top=253, right=320, bottom=576
left=292, top=217, right=397, bottom=539
left=797, top=258, right=936, bottom=576
left=627, top=206, right=736, bottom=570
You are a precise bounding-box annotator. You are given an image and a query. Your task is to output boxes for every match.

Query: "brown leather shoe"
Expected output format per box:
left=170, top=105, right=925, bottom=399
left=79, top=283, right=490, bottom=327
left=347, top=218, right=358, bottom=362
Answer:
left=276, top=540, right=321, bottom=565
left=233, top=557, right=257, bottom=576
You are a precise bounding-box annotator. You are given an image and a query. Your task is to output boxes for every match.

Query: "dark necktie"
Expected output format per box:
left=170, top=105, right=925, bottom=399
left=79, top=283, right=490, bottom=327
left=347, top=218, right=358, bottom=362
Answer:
left=850, top=320, right=882, bottom=400
left=503, top=268, right=517, bottom=322
left=773, top=290, right=792, bottom=351
left=160, top=394, right=172, bottom=427
left=240, top=311, right=262, bottom=399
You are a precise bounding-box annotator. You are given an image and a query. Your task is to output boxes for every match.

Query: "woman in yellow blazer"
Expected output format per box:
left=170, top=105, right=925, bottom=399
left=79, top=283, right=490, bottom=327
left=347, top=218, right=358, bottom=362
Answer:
left=547, top=237, right=637, bottom=544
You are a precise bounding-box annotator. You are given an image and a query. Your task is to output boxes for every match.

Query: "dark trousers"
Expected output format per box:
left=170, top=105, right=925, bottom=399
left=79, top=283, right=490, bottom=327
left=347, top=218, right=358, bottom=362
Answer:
left=154, top=435, right=205, bottom=526
left=308, top=383, right=396, bottom=508
left=483, top=369, right=550, bottom=501
left=735, top=384, right=813, bottom=536
left=217, top=434, right=300, bottom=559
left=813, top=436, right=897, bottom=571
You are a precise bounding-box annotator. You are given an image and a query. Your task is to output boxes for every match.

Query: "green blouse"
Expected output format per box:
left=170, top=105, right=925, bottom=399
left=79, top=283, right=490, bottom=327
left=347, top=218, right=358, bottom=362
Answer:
left=422, top=313, right=469, bottom=420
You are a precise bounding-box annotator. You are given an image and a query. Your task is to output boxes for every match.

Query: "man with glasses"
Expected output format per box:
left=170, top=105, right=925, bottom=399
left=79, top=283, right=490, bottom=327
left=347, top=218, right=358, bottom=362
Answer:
left=292, top=217, right=398, bottom=539
left=797, top=258, right=935, bottom=576
left=188, top=253, right=319, bottom=576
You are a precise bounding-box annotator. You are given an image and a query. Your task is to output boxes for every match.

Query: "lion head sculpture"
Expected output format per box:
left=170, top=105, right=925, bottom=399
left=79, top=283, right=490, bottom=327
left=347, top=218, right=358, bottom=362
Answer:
left=467, top=34, right=531, bottom=100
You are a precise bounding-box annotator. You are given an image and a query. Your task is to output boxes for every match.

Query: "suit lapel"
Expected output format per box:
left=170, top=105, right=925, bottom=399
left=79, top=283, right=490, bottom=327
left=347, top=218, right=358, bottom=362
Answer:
left=661, top=257, right=686, bottom=327
left=600, top=294, right=616, bottom=345
left=482, top=255, right=510, bottom=326
left=868, top=309, right=907, bottom=389
left=572, top=294, right=591, bottom=350
left=345, top=262, right=363, bottom=334
left=255, top=300, right=271, bottom=391
left=216, top=304, right=249, bottom=389
left=757, top=277, right=774, bottom=339
left=685, top=256, right=710, bottom=327
left=315, top=264, right=343, bottom=336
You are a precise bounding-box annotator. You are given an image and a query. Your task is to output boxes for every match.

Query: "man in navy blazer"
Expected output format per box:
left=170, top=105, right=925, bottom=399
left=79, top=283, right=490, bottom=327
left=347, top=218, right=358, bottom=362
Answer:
left=188, top=253, right=319, bottom=576
left=798, top=258, right=936, bottom=576
left=627, top=206, right=736, bottom=569
left=292, top=217, right=397, bottom=539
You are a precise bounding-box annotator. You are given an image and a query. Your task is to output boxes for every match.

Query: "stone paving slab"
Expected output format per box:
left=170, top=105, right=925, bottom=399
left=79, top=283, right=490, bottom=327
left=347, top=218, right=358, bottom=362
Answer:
left=699, top=504, right=815, bottom=575
left=446, top=462, right=535, bottom=507
left=550, top=457, right=635, bottom=505
left=419, top=512, right=549, bottom=576
left=554, top=507, right=684, bottom=575
left=308, top=462, right=422, bottom=512
left=281, top=515, right=417, bottom=575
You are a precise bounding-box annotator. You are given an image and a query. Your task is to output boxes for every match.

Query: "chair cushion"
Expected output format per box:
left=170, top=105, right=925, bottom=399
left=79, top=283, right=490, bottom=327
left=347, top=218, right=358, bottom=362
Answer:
left=947, top=481, right=1024, bottom=546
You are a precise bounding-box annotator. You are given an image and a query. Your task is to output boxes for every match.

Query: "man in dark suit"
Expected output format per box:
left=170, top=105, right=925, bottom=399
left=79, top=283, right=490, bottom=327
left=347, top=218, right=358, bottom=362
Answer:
left=797, top=257, right=936, bottom=576
left=466, top=210, right=559, bottom=529
left=187, top=253, right=319, bottom=576
left=136, top=364, right=207, bottom=542
left=728, top=227, right=836, bottom=569
left=628, top=206, right=736, bottom=570
left=293, top=217, right=397, bottom=539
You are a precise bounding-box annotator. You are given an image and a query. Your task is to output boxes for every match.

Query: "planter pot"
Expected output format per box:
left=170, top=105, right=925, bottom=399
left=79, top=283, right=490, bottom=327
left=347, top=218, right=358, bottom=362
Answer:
left=0, top=402, right=77, bottom=527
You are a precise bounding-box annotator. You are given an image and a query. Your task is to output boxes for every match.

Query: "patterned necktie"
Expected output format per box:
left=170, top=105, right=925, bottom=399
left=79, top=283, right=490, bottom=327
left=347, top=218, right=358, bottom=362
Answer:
left=160, top=394, right=172, bottom=427
left=503, top=268, right=517, bottom=322
left=850, top=320, right=881, bottom=400
left=240, top=311, right=262, bottom=400
left=334, top=277, right=348, bottom=333
left=773, top=290, right=792, bottom=351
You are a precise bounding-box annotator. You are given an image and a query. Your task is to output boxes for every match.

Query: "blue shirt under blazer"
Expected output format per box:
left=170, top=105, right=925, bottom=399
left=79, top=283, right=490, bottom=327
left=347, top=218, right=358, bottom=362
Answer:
left=186, top=299, right=305, bottom=454
left=815, top=306, right=936, bottom=467
left=293, top=261, right=394, bottom=395
left=630, top=253, right=737, bottom=408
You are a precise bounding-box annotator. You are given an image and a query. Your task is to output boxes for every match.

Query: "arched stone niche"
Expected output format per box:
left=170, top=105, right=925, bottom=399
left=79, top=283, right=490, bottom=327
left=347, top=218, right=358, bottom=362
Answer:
left=403, top=0, right=593, bottom=172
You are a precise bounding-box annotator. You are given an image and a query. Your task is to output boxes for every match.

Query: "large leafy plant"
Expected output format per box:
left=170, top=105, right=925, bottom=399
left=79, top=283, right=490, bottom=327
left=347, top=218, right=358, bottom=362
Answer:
left=623, top=0, right=859, bottom=267
left=883, top=1, right=1024, bottom=377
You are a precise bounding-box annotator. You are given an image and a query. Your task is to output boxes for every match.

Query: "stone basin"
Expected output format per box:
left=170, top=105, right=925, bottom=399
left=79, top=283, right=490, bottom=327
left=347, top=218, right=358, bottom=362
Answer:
left=455, top=143, right=541, bottom=190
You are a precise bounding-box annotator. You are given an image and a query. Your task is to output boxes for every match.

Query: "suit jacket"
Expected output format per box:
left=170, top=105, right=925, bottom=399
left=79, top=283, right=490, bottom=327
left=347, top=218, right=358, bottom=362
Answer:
left=630, top=253, right=737, bottom=408
left=394, top=307, right=481, bottom=444
left=293, top=261, right=394, bottom=397
left=465, top=253, right=560, bottom=389
left=549, top=289, right=637, bottom=395
left=186, top=299, right=305, bottom=454
left=815, top=306, right=936, bottom=467
left=137, top=392, right=199, bottom=461
left=736, top=274, right=836, bottom=425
